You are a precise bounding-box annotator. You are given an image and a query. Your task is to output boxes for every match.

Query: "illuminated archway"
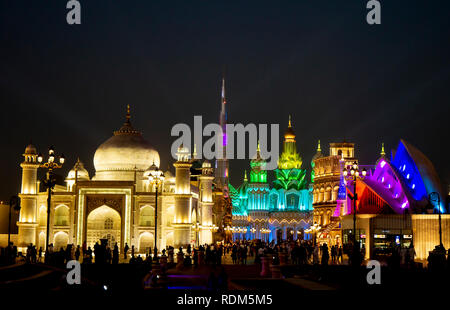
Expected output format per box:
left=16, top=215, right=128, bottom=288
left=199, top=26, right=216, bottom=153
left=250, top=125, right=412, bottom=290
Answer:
left=87, top=205, right=121, bottom=248
left=138, top=232, right=153, bottom=254
left=53, top=231, right=68, bottom=250
left=38, top=231, right=46, bottom=250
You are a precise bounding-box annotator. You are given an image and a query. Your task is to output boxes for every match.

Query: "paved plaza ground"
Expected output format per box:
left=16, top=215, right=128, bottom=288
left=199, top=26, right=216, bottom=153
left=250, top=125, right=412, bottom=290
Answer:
left=0, top=252, right=447, bottom=295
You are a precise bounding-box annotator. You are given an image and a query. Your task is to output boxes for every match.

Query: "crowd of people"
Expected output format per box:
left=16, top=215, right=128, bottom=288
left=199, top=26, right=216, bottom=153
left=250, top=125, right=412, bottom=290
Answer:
left=2, top=239, right=450, bottom=272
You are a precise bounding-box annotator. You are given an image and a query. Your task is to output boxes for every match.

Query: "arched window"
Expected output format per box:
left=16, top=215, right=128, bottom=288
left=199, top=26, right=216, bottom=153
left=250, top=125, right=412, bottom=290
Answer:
left=54, top=205, right=69, bottom=226
left=139, top=206, right=155, bottom=226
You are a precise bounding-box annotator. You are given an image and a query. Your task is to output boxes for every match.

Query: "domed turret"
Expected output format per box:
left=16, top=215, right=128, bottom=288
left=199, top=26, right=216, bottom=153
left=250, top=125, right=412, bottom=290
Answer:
left=278, top=115, right=302, bottom=170
left=284, top=115, right=296, bottom=142
left=24, top=143, right=37, bottom=155
left=93, top=105, right=160, bottom=180
left=66, top=158, right=90, bottom=191
left=66, top=158, right=90, bottom=181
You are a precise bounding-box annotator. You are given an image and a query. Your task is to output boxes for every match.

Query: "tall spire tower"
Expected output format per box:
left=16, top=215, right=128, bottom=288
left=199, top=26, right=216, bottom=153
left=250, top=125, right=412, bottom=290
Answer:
left=215, top=77, right=229, bottom=190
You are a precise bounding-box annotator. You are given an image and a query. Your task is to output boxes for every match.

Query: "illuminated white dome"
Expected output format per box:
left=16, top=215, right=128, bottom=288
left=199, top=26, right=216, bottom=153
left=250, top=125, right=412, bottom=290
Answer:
left=67, top=158, right=90, bottom=181
left=93, top=107, right=160, bottom=180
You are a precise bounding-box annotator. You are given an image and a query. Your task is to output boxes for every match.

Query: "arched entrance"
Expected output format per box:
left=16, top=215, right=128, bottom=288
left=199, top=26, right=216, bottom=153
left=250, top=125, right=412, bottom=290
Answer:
left=166, top=231, right=174, bottom=248
left=54, top=231, right=69, bottom=250
left=38, top=231, right=46, bottom=250
left=87, top=205, right=121, bottom=248
left=138, top=232, right=153, bottom=254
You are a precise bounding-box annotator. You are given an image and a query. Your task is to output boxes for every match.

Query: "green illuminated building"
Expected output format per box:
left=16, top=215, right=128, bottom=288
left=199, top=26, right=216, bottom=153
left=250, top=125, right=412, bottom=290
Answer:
left=229, top=117, right=313, bottom=242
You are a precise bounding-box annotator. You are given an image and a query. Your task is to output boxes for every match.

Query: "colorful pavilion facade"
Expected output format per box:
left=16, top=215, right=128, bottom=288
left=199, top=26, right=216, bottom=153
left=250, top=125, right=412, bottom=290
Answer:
left=228, top=118, right=313, bottom=243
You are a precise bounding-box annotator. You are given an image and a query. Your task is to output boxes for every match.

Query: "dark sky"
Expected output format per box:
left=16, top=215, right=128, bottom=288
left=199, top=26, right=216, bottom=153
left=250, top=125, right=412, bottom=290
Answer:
left=1, top=0, right=449, bottom=200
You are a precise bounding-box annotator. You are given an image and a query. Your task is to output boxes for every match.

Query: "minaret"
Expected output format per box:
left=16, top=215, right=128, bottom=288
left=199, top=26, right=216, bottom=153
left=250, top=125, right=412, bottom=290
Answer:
left=173, top=145, right=192, bottom=248
left=199, top=160, right=214, bottom=244
left=215, top=77, right=229, bottom=190
left=17, top=143, right=40, bottom=248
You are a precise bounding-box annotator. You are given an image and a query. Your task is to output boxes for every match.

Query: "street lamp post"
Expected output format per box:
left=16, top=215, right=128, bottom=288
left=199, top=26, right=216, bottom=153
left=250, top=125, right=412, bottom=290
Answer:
left=8, top=196, right=21, bottom=246
left=342, top=161, right=366, bottom=267
left=148, top=163, right=164, bottom=262
left=429, top=192, right=443, bottom=247
left=37, top=146, right=65, bottom=263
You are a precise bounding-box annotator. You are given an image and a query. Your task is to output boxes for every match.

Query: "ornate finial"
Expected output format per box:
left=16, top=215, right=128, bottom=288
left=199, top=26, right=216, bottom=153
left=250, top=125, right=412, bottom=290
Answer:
left=244, top=170, right=248, bottom=182
left=126, top=104, right=131, bottom=122
left=317, top=140, right=321, bottom=152
left=193, top=144, right=197, bottom=158
left=288, top=115, right=292, bottom=128
left=380, top=142, right=386, bottom=157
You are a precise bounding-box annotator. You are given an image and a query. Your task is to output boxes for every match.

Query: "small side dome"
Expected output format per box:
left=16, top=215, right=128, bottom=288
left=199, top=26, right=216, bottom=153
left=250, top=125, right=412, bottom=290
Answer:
left=66, top=158, right=90, bottom=181
left=163, top=170, right=174, bottom=179
left=202, top=160, right=211, bottom=168
left=24, top=144, right=37, bottom=155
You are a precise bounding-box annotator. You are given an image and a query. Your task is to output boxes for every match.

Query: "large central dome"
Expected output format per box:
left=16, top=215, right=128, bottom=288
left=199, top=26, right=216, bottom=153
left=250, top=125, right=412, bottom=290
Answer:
left=93, top=106, right=160, bottom=180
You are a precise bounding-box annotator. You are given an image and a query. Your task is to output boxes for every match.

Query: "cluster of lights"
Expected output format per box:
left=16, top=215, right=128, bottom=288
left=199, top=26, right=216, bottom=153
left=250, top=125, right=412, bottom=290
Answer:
left=225, top=226, right=270, bottom=234
left=342, top=162, right=367, bottom=178
left=305, top=222, right=321, bottom=234
left=147, top=162, right=165, bottom=184
left=194, top=223, right=218, bottom=231
left=37, top=146, right=65, bottom=166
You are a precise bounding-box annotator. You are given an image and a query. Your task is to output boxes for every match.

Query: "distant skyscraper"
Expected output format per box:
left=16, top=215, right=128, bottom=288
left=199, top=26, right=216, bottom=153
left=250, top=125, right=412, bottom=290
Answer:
left=215, top=77, right=229, bottom=190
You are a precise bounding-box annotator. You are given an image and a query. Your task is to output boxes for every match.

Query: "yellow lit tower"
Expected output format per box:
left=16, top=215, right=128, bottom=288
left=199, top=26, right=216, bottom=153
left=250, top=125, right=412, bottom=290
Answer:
left=17, top=143, right=40, bottom=248
left=173, top=145, right=192, bottom=248
left=199, top=160, right=214, bottom=244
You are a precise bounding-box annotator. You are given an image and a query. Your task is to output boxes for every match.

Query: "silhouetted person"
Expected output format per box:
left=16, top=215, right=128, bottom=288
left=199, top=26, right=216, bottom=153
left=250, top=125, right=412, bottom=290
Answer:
left=113, top=243, right=119, bottom=264
left=75, top=246, right=81, bottom=261
left=124, top=243, right=129, bottom=260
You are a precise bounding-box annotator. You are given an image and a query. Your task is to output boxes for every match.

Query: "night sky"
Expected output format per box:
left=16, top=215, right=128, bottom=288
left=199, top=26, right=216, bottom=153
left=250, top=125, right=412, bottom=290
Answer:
left=1, top=0, right=449, bottom=200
